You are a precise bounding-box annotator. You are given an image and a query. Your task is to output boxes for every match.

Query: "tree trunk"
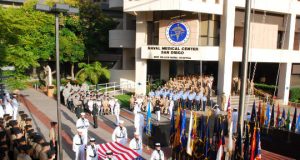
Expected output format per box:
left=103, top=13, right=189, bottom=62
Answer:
left=71, top=63, right=75, bottom=81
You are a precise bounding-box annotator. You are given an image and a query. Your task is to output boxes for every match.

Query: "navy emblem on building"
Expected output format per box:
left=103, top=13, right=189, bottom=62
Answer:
left=166, top=21, right=190, bottom=45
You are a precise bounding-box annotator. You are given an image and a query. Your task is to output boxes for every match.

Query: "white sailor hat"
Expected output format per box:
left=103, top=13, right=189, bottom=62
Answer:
left=155, top=143, right=161, bottom=147
left=119, top=120, right=124, bottom=125
left=90, top=138, right=96, bottom=142
left=80, top=112, right=86, bottom=116
left=134, top=131, right=139, bottom=136
left=106, top=150, right=113, bottom=155
left=77, top=129, right=83, bottom=133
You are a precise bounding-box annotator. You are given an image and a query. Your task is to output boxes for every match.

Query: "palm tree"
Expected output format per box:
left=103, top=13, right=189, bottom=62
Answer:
left=76, top=62, right=110, bottom=84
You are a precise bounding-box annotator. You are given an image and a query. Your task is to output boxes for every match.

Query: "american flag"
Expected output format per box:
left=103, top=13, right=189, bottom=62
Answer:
left=227, top=96, right=231, bottom=121
left=97, top=142, right=141, bottom=160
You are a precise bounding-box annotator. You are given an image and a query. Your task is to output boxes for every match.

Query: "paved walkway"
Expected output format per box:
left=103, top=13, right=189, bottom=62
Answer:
left=20, top=88, right=154, bottom=160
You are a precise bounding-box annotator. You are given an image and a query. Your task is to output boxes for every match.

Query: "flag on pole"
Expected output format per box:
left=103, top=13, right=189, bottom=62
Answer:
left=227, top=121, right=233, bottom=153
left=275, top=104, right=281, bottom=128
left=180, top=110, right=187, bottom=150
left=204, top=119, right=210, bottom=159
left=216, top=135, right=223, bottom=160
left=243, top=123, right=250, bottom=160
left=173, top=107, right=181, bottom=148
left=260, top=103, right=266, bottom=126
left=191, top=112, right=197, bottom=150
left=227, top=96, right=231, bottom=121
left=282, top=108, right=286, bottom=120
left=251, top=101, right=256, bottom=122
left=250, top=126, right=257, bottom=160
left=291, top=108, right=297, bottom=132
left=296, top=114, right=300, bottom=133
left=169, top=109, right=175, bottom=146
left=186, top=111, right=194, bottom=155
left=270, top=104, right=275, bottom=127
left=265, top=103, right=271, bottom=127
left=145, top=102, right=152, bottom=136
left=234, top=124, right=242, bottom=160
left=257, top=101, right=261, bottom=126
left=286, top=109, right=291, bottom=130
left=255, top=128, right=262, bottom=160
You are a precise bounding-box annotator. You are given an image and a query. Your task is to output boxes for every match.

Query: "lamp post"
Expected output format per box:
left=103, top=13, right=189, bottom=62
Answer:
left=35, top=4, right=79, bottom=160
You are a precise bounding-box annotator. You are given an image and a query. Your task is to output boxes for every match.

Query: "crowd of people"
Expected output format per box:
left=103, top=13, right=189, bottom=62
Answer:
left=0, top=92, right=56, bottom=160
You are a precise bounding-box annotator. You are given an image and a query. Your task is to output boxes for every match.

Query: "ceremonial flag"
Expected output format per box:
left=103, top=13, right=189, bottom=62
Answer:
left=296, top=114, right=300, bottom=133
left=257, top=101, right=261, bottom=126
left=180, top=110, right=187, bottom=149
left=204, top=120, right=210, bottom=159
left=227, top=121, right=233, bottom=153
left=233, top=124, right=242, bottom=160
left=187, top=111, right=194, bottom=155
left=174, top=107, right=181, bottom=148
left=199, top=115, right=205, bottom=141
left=291, top=108, right=297, bottom=132
left=264, top=103, right=270, bottom=127
left=255, top=128, right=262, bottom=160
left=250, top=127, right=257, bottom=160
left=227, top=96, right=232, bottom=121
left=286, top=109, right=291, bottom=130
left=169, top=109, right=175, bottom=146
left=282, top=108, right=286, bottom=120
left=275, top=104, right=281, bottom=128
left=145, top=102, right=152, bottom=136
left=216, top=136, right=223, bottom=160
left=270, top=104, right=275, bottom=127
left=251, top=101, right=256, bottom=122
left=243, top=123, right=250, bottom=160
left=260, top=103, right=266, bottom=127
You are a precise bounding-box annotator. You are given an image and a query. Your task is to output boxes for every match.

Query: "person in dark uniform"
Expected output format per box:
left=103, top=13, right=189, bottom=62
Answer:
left=92, top=102, right=99, bottom=128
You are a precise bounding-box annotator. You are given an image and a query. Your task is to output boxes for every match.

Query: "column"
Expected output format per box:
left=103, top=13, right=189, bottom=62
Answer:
left=135, top=12, right=152, bottom=95
left=160, top=60, right=170, bottom=81
left=123, top=49, right=134, bottom=70
left=177, top=61, right=184, bottom=75
left=217, top=0, right=235, bottom=99
left=283, top=14, right=296, bottom=50
left=278, top=63, right=292, bottom=105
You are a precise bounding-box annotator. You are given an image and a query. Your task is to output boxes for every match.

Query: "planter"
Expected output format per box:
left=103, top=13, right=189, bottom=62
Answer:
left=288, top=101, right=300, bottom=108
left=47, top=85, right=55, bottom=97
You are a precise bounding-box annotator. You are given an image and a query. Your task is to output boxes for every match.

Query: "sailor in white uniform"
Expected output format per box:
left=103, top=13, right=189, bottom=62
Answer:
left=134, top=111, right=145, bottom=139
left=129, top=132, right=143, bottom=155
left=11, top=94, right=19, bottom=120
left=72, top=129, right=87, bottom=160
left=150, top=143, right=164, bottom=160
left=168, top=99, right=174, bottom=120
left=76, top=112, right=90, bottom=142
left=0, top=99, right=5, bottom=118
left=112, top=120, right=128, bottom=146
left=4, top=99, right=13, bottom=116
left=103, top=150, right=117, bottom=160
left=232, top=108, right=238, bottom=134
left=86, top=138, right=99, bottom=160
left=114, top=100, right=120, bottom=126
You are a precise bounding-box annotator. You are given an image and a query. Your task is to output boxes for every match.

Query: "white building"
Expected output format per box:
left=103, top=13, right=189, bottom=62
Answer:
left=109, top=0, right=300, bottom=105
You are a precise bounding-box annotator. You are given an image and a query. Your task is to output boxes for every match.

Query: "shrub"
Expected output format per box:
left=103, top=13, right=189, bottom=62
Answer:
left=254, top=83, right=276, bottom=95
left=290, top=87, right=300, bottom=103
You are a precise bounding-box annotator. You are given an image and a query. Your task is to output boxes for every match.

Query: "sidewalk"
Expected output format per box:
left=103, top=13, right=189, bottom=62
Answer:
left=20, top=88, right=153, bottom=160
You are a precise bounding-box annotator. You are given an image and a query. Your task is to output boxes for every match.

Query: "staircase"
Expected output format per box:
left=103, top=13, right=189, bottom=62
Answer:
left=210, top=95, right=259, bottom=111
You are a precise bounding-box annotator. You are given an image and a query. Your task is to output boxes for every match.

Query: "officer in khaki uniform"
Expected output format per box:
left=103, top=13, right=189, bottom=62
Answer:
left=49, top=122, right=57, bottom=151
left=39, top=142, right=51, bottom=160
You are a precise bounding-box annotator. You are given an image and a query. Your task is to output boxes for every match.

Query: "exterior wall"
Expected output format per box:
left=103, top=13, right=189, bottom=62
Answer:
left=160, top=61, right=170, bottom=81
left=109, top=69, right=135, bottom=91
left=122, top=48, right=135, bottom=70
left=109, top=30, right=136, bottom=48
left=124, top=0, right=223, bottom=15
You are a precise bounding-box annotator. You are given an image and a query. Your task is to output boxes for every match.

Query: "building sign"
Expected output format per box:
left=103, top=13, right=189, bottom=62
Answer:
left=141, top=45, right=202, bottom=60
left=166, top=21, right=190, bottom=45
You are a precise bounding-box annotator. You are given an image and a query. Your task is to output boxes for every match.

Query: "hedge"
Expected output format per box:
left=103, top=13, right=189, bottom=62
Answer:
left=254, top=83, right=276, bottom=95
left=290, top=87, right=300, bottom=103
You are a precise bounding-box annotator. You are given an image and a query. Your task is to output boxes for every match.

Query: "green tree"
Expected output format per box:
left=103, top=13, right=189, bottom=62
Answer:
left=79, top=1, right=118, bottom=55
left=60, top=28, right=85, bottom=80
left=76, top=62, right=110, bottom=85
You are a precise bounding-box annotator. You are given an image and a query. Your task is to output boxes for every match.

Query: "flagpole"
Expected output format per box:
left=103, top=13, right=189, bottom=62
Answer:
left=238, top=0, right=252, bottom=136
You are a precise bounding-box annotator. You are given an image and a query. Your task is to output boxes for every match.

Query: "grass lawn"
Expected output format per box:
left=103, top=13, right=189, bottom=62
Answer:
left=115, top=94, right=132, bottom=110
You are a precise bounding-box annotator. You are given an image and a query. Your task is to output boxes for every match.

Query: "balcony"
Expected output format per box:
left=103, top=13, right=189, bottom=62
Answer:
left=124, top=0, right=223, bottom=15
left=109, top=30, right=135, bottom=48
left=109, top=0, right=123, bottom=9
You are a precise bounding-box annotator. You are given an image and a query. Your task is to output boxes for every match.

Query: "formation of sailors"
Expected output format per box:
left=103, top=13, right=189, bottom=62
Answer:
left=0, top=92, right=56, bottom=160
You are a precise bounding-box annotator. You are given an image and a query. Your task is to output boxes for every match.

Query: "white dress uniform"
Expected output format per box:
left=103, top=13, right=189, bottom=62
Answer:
left=109, top=99, right=115, bottom=114
left=86, top=144, right=99, bottom=160
left=12, top=98, right=19, bottom=120
left=150, top=150, right=164, bottom=160
left=114, top=102, right=120, bottom=125
left=232, top=110, right=238, bottom=134
left=112, top=126, right=128, bottom=146
left=129, top=138, right=143, bottom=155
left=88, top=100, right=94, bottom=112
left=4, top=100, right=13, bottom=116
left=134, top=113, right=145, bottom=139
left=0, top=105, right=4, bottom=118
left=133, top=103, right=141, bottom=115
left=169, top=100, right=174, bottom=119
left=72, top=134, right=87, bottom=160
left=76, top=118, right=90, bottom=141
